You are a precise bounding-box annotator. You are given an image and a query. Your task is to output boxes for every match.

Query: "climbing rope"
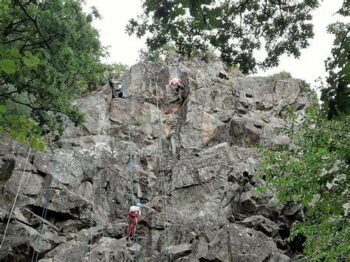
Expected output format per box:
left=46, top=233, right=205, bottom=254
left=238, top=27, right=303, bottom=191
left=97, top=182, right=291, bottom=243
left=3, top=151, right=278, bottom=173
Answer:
left=31, top=117, right=69, bottom=261
left=31, top=154, right=61, bottom=262
left=123, top=84, right=142, bottom=262
left=89, top=181, right=95, bottom=262
left=0, top=147, right=32, bottom=250
left=155, top=78, right=170, bottom=261
left=99, top=171, right=108, bottom=262
left=88, top=110, right=104, bottom=262
left=125, top=87, right=136, bottom=206
left=78, top=109, right=109, bottom=261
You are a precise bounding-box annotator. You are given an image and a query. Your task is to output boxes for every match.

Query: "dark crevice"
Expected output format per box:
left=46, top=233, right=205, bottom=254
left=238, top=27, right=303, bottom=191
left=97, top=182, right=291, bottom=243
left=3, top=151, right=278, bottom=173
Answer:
left=199, top=258, right=223, bottom=262
left=0, top=158, right=15, bottom=183
left=1, top=244, right=32, bottom=262
left=81, top=177, right=93, bottom=184
left=36, top=169, right=48, bottom=177
left=289, top=234, right=306, bottom=253
left=223, top=118, right=231, bottom=124
left=278, top=224, right=290, bottom=239
left=27, top=205, right=75, bottom=223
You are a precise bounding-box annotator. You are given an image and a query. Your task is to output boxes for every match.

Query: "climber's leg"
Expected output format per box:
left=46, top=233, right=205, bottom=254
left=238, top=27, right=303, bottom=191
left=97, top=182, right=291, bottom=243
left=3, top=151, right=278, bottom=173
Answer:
left=127, top=216, right=133, bottom=240
left=132, top=218, right=137, bottom=239
left=127, top=222, right=131, bottom=240
left=131, top=216, right=140, bottom=240
left=126, top=218, right=135, bottom=240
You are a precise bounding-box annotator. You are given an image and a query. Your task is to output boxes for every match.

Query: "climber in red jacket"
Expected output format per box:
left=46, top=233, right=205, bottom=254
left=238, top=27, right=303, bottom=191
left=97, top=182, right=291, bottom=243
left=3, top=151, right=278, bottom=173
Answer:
left=127, top=202, right=142, bottom=241
left=169, top=78, right=187, bottom=101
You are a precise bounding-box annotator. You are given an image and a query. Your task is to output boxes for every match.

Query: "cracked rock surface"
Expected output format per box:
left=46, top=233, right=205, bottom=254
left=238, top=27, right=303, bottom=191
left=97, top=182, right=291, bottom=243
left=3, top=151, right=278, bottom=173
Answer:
left=0, top=57, right=310, bottom=261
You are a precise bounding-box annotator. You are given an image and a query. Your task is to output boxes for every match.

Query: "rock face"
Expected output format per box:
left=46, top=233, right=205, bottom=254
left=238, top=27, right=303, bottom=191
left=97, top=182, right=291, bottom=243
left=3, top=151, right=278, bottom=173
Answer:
left=0, top=57, right=310, bottom=261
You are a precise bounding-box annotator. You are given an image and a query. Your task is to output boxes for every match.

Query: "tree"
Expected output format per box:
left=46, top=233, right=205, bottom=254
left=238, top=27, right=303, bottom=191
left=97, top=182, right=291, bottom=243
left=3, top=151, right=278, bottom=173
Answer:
left=259, top=106, right=350, bottom=261
left=321, top=3, right=350, bottom=119
left=0, top=0, right=105, bottom=148
left=260, top=3, right=350, bottom=259
left=127, top=0, right=319, bottom=73
left=104, top=63, right=129, bottom=79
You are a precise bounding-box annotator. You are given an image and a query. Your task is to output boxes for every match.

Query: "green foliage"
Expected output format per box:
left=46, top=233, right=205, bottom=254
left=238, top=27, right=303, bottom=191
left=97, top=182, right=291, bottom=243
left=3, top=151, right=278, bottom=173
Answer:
left=104, top=63, right=129, bottom=79
left=259, top=107, right=350, bottom=260
left=127, top=0, right=319, bottom=73
left=0, top=104, right=44, bottom=150
left=321, top=8, right=350, bottom=118
left=0, top=59, right=16, bottom=73
left=138, top=44, right=178, bottom=63
left=0, top=0, right=105, bottom=148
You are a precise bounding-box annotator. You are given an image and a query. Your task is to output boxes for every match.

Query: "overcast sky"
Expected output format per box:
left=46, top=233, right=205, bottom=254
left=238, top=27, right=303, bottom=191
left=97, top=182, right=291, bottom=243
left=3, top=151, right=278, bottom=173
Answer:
left=85, top=0, right=347, bottom=87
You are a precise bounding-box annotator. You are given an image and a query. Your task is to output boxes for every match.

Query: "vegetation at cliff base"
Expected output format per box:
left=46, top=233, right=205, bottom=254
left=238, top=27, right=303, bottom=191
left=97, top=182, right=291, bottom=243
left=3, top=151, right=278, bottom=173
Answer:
left=258, top=3, right=350, bottom=260
left=259, top=106, right=350, bottom=261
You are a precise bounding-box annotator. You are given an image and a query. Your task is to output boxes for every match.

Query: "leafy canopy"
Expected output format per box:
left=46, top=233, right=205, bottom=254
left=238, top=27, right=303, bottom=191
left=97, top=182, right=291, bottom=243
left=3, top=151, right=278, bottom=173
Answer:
left=259, top=107, right=350, bottom=261
left=321, top=3, right=350, bottom=119
left=0, top=0, right=105, bottom=148
left=259, top=3, right=350, bottom=259
left=127, top=0, right=319, bottom=73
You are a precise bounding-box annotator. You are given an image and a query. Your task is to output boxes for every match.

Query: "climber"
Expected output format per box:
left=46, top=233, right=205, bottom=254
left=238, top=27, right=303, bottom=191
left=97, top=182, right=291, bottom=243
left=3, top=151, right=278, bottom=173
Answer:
left=108, top=76, right=116, bottom=99
left=115, top=81, right=126, bottom=98
left=127, top=202, right=142, bottom=241
left=169, top=77, right=187, bottom=101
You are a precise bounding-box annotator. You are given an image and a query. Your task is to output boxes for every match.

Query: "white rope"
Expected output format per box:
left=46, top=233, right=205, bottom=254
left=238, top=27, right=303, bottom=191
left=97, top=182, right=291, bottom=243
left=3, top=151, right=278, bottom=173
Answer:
left=89, top=110, right=103, bottom=262
left=89, top=183, right=95, bottom=262
left=0, top=147, right=32, bottom=249
left=99, top=172, right=108, bottom=262
left=155, top=78, right=170, bottom=261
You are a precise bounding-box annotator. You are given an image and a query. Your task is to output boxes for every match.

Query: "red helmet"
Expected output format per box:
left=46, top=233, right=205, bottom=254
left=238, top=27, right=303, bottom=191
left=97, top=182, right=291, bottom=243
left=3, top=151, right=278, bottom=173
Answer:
left=169, top=78, right=181, bottom=86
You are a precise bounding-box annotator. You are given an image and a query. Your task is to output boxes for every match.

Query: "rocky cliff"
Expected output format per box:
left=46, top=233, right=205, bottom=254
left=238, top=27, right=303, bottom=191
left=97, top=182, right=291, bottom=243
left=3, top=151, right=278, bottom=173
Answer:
left=0, top=57, right=311, bottom=261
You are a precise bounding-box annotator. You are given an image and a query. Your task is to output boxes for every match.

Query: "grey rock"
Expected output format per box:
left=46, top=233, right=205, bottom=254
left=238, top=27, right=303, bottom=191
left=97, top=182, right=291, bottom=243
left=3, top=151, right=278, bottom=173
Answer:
left=160, top=243, right=192, bottom=261
left=241, top=215, right=279, bottom=237
left=0, top=58, right=311, bottom=261
left=45, top=240, right=88, bottom=262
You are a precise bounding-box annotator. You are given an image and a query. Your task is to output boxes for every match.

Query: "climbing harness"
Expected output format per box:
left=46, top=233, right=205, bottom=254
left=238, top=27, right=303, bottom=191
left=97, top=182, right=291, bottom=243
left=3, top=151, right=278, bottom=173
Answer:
left=0, top=147, right=32, bottom=250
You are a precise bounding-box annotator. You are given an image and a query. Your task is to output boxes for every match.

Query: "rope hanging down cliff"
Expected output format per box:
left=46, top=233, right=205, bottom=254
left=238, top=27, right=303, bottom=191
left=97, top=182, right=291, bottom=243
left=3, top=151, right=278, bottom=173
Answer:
left=155, top=78, right=170, bottom=261
left=31, top=153, right=64, bottom=262
left=125, top=87, right=136, bottom=206
left=125, top=85, right=143, bottom=262
left=0, top=147, right=31, bottom=250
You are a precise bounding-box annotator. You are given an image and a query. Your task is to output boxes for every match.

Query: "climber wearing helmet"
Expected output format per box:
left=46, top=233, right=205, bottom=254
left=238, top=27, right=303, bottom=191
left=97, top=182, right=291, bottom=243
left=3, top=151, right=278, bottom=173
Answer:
left=115, top=81, right=125, bottom=98
left=127, top=202, right=142, bottom=241
left=169, top=77, right=187, bottom=101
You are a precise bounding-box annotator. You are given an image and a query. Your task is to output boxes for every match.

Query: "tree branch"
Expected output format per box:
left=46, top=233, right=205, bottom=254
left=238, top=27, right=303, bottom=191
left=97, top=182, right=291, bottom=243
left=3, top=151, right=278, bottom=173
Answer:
left=15, top=0, right=52, bottom=51
left=4, top=36, right=26, bottom=44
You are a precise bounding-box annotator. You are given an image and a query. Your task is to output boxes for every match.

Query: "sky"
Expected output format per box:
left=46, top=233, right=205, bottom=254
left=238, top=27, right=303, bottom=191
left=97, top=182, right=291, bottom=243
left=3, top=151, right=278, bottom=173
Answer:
left=84, top=0, right=347, bottom=87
